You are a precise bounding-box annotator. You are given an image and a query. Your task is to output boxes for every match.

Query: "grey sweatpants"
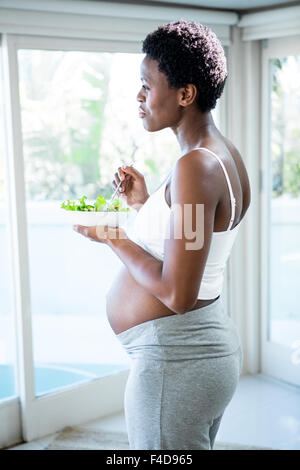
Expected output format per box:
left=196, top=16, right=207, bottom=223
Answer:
left=116, top=295, right=243, bottom=450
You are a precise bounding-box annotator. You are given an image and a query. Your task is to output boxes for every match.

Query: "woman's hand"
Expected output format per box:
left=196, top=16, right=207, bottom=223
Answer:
left=113, top=165, right=150, bottom=211
left=73, top=224, right=128, bottom=243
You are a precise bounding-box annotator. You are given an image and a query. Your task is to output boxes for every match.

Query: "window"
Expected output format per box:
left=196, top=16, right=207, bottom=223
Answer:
left=262, top=38, right=300, bottom=387
left=269, top=55, right=300, bottom=348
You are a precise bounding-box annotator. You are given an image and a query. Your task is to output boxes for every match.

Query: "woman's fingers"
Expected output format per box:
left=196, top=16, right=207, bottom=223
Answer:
left=112, top=165, right=136, bottom=196
left=118, top=166, right=127, bottom=192
left=112, top=166, right=130, bottom=193
left=112, top=177, right=124, bottom=195
left=114, top=170, right=120, bottom=185
left=118, top=166, right=126, bottom=180
left=121, top=165, right=143, bottom=180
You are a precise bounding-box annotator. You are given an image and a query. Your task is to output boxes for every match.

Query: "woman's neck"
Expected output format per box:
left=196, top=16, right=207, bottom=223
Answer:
left=172, top=111, right=218, bottom=155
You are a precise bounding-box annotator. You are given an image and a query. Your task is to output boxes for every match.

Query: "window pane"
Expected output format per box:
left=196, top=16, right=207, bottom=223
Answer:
left=269, top=55, right=300, bottom=348
left=0, top=47, right=17, bottom=401
left=18, top=50, right=130, bottom=397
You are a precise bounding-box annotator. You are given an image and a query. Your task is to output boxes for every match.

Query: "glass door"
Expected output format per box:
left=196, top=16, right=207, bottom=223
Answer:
left=2, top=33, right=184, bottom=443
left=261, top=35, right=300, bottom=387
left=18, top=47, right=132, bottom=398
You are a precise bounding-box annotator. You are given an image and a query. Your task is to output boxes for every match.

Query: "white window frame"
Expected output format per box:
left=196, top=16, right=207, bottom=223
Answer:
left=260, top=34, right=300, bottom=387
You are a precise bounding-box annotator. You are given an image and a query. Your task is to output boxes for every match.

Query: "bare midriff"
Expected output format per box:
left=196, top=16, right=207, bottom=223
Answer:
left=106, top=145, right=244, bottom=335
left=106, top=265, right=220, bottom=335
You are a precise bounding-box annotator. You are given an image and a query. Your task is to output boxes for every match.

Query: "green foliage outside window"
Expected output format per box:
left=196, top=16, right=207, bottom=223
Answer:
left=271, top=56, right=300, bottom=198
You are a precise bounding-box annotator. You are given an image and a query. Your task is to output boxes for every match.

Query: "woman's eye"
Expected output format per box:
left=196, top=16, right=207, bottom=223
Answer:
left=142, top=85, right=150, bottom=91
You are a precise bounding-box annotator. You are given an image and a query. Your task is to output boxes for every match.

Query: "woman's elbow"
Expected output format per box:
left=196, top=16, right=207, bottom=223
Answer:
left=168, top=291, right=196, bottom=315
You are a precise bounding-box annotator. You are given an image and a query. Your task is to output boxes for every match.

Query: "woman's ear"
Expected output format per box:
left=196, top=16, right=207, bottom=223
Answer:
left=178, top=84, right=198, bottom=108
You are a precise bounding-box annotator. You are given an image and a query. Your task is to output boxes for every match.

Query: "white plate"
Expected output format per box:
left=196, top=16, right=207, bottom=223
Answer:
left=63, top=210, right=131, bottom=227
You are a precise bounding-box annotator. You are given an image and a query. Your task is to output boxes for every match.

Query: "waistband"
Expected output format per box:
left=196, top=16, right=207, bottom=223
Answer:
left=115, top=295, right=242, bottom=361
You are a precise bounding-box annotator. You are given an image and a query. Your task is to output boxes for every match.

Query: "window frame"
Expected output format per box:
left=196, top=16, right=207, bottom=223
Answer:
left=261, top=34, right=300, bottom=387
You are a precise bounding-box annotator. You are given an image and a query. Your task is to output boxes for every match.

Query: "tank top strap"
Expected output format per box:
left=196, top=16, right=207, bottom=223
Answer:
left=192, top=147, right=236, bottom=231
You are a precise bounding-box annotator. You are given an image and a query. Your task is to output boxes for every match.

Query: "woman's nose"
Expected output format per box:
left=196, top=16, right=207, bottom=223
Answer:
left=136, top=87, right=145, bottom=102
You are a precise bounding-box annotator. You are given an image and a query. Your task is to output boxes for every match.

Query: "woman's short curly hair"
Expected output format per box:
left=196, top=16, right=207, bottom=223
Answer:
left=142, top=19, right=228, bottom=113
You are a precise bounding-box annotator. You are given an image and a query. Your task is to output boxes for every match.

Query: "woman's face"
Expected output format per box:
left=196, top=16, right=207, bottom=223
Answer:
left=136, top=56, right=182, bottom=132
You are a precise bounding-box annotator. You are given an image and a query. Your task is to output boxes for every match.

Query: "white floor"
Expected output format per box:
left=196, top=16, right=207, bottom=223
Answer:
left=7, top=372, right=300, bottom=450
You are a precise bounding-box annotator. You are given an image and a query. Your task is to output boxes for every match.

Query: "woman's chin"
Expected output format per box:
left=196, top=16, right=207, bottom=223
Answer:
left=142, top=119, right=152, bottom=131
left=142, top=120, right=161, bottom=133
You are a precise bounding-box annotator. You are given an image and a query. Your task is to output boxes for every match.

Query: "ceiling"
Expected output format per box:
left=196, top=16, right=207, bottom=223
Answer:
left=95, top=0, right=300, bottom=14
left=145, top=0, right=297, bottom=9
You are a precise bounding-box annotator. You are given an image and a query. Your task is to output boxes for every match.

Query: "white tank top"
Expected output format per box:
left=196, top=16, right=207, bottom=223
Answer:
left=126, top=147, right=242, bottom=300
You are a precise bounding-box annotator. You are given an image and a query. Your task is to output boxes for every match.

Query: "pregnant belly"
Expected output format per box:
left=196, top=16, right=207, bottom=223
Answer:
left=106, top=265, right=178, bottom=334
left=106, top=266, right=219, bottom=335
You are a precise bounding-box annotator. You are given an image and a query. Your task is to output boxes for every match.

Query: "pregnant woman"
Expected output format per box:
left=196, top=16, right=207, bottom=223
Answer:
left=74, top=20, right=251, bottom=450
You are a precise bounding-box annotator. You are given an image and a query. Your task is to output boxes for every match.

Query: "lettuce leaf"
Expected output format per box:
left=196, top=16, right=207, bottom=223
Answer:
left=94, top=196, right=106, bottom=212
left=61, top=195, right=130, bottom=212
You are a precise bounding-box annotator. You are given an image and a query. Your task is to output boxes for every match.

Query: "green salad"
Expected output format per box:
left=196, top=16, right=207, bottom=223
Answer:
left=61, top=195, right=130, bottom=212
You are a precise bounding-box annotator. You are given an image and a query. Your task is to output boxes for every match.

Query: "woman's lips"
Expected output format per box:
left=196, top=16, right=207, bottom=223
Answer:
left=139, top=108, right=146, bottom=118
